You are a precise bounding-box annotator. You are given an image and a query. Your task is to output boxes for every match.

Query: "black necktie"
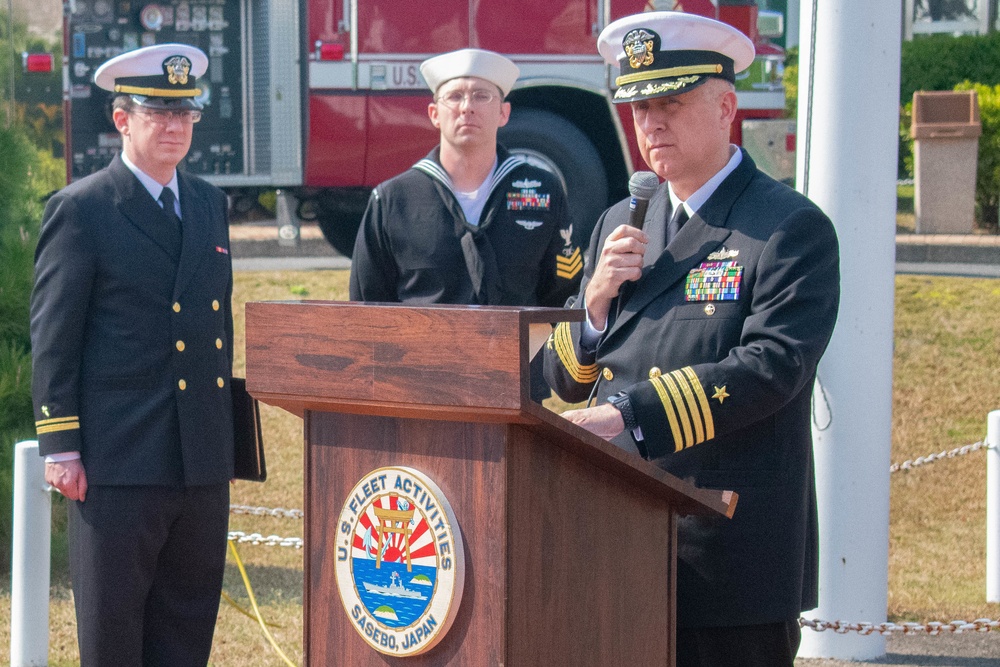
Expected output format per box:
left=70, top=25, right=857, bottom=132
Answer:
left=667, top=203, right=689, bottom=245
left=158, top=187, right=182, bottom=236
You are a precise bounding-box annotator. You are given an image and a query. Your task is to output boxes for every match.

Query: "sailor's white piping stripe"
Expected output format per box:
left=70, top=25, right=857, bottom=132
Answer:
left=414, top=155, right=529, bottom=201
left=413, top=159, right=452, bottom=188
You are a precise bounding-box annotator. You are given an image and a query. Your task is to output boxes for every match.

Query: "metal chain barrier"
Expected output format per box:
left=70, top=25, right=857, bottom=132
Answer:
left=230, top=504, right=304, bottom=519
left=228, top=531, right=303, bottom=549
left=889, top=439, right=990, bottom=473
left=226, top=441, right=1000, bottom=649
left=801, top=617, right=1000, bottom=635
left=813, top=434, right=999, bottom=641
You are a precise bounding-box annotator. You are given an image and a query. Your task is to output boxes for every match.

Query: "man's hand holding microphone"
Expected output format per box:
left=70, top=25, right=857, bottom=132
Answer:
left=584, top=171, right=659, bottom=330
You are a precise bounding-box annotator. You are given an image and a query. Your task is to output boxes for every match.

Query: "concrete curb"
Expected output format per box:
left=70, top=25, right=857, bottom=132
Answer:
left=231, top=238, right=338, bottom=259
left=895, top=235, right=1000, bottom=265
left=229, top=225, right=1000, bottom=268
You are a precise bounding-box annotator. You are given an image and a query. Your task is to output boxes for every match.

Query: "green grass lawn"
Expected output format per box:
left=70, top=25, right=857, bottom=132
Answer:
left=1, top=269, right=997, bottom=665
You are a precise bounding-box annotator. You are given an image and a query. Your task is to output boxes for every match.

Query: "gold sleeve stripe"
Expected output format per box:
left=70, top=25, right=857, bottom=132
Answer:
left=681, top=366, right=714, bottom=442
left=35, top=416, right=79, bottom=427
left=650, top=367, right=715, bottom=451
left=672, top=370, right=706, bottom=445
left=553, top=322, right=599, bottom=384
left=36, top=422, right=80, bottom=435
left=650, top=377, right=684, bottom=452
left=660, top=373, right=695, bottom=450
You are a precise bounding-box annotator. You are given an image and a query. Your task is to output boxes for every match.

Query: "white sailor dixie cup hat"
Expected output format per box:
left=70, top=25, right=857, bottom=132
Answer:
left=420, top=48, right=520, bottom=97
left=94, top=43, right=208, bottom=110
left=597, top=11, right=755, bottom=104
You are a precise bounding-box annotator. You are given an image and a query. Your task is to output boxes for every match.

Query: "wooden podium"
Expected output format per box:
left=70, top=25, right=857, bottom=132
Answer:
left=245, top=302, right=736, bottom=666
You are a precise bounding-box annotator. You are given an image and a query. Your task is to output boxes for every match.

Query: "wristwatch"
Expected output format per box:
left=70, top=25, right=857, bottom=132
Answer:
left=607, top=391, right=638, bottom=431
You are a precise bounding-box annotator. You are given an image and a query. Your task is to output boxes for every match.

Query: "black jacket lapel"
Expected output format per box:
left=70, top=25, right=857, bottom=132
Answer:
left=609, top=217, right=731, bottom=338
left=605, top=150, right=758, bottom=342
left=642, top=188, right=669, bottom=259
left=173, top=171, right=211, bottom=298
left=109, top=155, right=181, bottom=262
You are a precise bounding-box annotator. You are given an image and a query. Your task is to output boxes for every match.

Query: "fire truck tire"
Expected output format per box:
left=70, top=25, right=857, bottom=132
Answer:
left=499, top=109, right=608, bottom=250
left=315, top=189, right=371, bottom=258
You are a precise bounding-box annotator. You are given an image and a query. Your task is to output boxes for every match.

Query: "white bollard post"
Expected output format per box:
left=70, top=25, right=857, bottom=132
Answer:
left=987, top=411, right=1000, bottom=602
left=10, top=440, right=51, bottom=667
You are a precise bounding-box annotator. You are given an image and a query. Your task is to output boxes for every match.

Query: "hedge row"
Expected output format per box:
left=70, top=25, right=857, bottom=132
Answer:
left=0, top=126, right=52, bottom=569
left=954, top=81, right=1000, bottom=230
left=901, top=32, right=1000, bottom=105
left=784, top=32, right=1000, bottom=113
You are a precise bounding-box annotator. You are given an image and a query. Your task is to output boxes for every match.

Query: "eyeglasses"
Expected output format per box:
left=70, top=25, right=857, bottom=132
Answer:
left=435, top=89, right=499, bottom=108
left=133, top=109, right=203, bottom=125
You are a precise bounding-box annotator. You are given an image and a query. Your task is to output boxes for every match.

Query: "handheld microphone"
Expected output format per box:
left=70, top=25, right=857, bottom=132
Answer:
left=616, top=171, right=659, bottom=316
left=627, top=171, right=659, bottom=230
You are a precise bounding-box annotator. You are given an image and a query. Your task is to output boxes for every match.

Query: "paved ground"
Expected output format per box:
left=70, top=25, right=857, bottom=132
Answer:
left=229, top=223, right=1000, bottom=278
left=796, top=632, right=999, bottom=666
left=895, top=233, right=1000, bottom=266
left=231, top=222, right=1000, bottom=664
left=234, top=255, right=350, bottom=271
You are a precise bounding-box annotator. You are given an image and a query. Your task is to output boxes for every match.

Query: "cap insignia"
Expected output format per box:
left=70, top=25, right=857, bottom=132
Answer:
left=623, top=29, right=657, bottom=70
left=163, top=55, right=192, bottom=86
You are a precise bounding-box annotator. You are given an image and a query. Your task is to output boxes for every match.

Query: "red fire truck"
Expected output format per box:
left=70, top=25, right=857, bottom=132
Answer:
left=62, top=0, right=788, bottom=255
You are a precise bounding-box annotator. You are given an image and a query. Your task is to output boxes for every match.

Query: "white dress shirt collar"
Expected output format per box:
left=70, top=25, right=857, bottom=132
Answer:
left=668, top=145, right=742, bottom=218
left=120, top=151, right=180, bottom=209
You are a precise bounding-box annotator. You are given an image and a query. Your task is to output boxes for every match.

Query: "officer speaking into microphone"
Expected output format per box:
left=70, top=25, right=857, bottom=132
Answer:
left=545, top=12, right=841, bottom=666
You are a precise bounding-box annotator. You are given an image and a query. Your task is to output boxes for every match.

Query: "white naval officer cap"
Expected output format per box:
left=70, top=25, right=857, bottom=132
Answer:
left=420, top=48, right=520, bottom=97
left=597, top=11, right=755, bottom=104
left=94, top=43, right=208, bottom=110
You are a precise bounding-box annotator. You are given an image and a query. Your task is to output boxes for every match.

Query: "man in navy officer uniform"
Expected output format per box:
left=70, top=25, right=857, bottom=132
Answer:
left=544, top=12, right=840, bottom=666
left=31, top=43, right=234, bottom=665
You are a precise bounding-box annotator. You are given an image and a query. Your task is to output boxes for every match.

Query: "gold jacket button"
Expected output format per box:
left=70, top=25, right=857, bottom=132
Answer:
left=648, top=367, right=662, bottom=379
left=212, top=300, right=220, bottom=311
left=217, top=377, right=225, bottom=388
left=172, top=302, right=181, bottom=313
left=216, top=338, right=223, bottom=349
left=175, top=340, right=185, bottom=352
left=704, top=303, right=716, bottom=316
left=602, top=367, right=614, bottom=381
left=178, top=379, right=187, bottom=391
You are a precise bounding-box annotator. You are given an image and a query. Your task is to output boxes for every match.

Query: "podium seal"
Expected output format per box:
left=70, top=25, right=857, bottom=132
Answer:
left=334, top=466, right=465, bottom=656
